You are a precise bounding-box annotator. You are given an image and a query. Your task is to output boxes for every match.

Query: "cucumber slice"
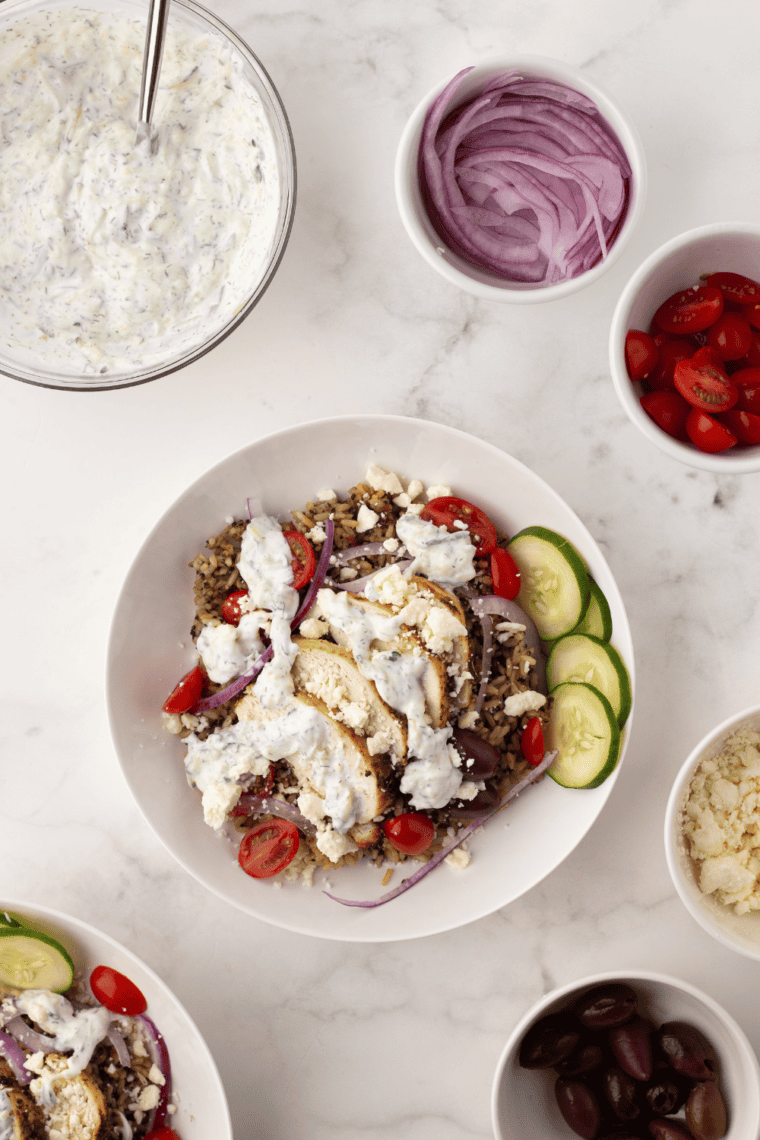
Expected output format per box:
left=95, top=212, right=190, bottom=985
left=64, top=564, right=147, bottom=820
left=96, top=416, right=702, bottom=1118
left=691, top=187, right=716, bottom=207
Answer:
left=574, top=578, right=612, bottom=641
left=548, top=681, right=620, bottom=788
left=0, top=912, right=22, bottom=930
left=0, top=929, right=74, bottom=992
left=546, top=633, right=631, bottom=727
left=508, top=526, right=590, bottom=641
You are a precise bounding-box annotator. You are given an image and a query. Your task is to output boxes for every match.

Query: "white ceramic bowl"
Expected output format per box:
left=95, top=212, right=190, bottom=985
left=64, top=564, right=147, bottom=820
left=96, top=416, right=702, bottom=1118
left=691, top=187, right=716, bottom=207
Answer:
left=0, top=0, right=295, bottom=392
left=665, top=703, right=760, bottom=961
left=0, top=899, right=232, bottom=1139
left=107, top=414, right=634, bottom=942
left=395, top=55, right=646, bottom=302
left=610, top=222, right=760, bottom=472
left=492, top=969, right=760, bottom=1140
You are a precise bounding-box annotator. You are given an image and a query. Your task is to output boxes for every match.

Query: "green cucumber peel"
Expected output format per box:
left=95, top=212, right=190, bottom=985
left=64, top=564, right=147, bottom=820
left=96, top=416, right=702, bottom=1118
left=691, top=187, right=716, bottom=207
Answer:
left=575, top=578, right=613, bottom=641
left=0, top=928, right=75, bottom=992
left=546, top=633, right=631, bottom=727
left=548, top=680, right=620, bottom=789
left=508, top=526, right=591, bottom=641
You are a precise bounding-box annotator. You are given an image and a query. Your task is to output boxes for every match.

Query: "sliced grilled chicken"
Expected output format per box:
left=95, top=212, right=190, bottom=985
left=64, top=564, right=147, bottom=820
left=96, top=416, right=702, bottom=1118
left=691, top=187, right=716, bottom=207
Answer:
left=38, top=1054, right=107, bottom=1140
left=0, top=1085, right=47, bottom=1140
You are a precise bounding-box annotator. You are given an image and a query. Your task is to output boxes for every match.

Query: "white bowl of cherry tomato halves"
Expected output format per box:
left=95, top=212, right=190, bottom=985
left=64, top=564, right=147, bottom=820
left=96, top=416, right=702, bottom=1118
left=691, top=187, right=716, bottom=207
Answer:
left=609, top=222, right=760, bottom=472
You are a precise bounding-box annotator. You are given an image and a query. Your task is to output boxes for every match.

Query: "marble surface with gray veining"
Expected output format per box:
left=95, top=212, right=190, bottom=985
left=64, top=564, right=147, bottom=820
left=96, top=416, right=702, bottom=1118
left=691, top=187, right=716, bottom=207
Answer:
left=2, top=0, right=760, bottom=1136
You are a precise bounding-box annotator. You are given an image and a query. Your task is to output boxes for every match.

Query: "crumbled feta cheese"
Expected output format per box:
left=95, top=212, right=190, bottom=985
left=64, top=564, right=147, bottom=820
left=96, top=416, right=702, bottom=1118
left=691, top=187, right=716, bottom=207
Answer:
left=316, top=825, right=359, bottom=862
left=406, top=479, right=424, bottom=502
left=356, top=503, right=379, bottom=533
left=306, top=522, right=326, bottom=544
left=299, top=615, right=328, bottom=639
left=316, top=488, right=337, bottom=501
left=393, top=492, right=411, bottom=509
left=426, top=483, right=452, bottom=499
left=458, top=708, right=479, bottom=729
left=504, top=690, right=547, bottom=717
left=339, top=566, right=358, bottom=580
left=138, top=1085, right=161, bottom=1111
left=445, top=844, right=471, bottom=870
left=366, top=465, right=404, bottom=495
left=383, top=537, right=400, bottom=553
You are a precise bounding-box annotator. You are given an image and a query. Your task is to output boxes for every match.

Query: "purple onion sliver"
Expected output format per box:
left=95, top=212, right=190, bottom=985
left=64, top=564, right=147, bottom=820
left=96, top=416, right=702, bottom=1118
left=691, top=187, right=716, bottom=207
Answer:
left=467, top=594, right=546, bottom=695
left=5, top=1016, right=56, bottom=1054
left=0, top=1028, right=33, bottom=1084
left=292, top=518, right=334, bottom=628
left=138, top=1014, right=171, bottom=1130
left=323, top=751, right=557, bottom=909
left=107, top=1025, right=131, bottom=1068
left=474, top=611, right=493, bottom=714
left=235, top=794, right=317, bottom=837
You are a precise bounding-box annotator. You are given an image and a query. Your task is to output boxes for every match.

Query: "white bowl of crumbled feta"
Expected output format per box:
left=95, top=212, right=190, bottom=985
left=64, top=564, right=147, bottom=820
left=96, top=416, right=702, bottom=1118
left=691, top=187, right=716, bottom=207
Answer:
left=665, top=704, right=760, bottom=961
left=0, top=898, right=232, bottom=1139
left=0, top=0, right=295, bottom=391
left=106, top=414, right=635, bottom=941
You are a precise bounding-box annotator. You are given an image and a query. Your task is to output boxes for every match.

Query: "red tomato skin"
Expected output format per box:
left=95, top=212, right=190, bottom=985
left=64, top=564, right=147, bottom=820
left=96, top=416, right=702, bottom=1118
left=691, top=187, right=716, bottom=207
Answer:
left=283, top=531, right=316, bottom=590
left=653, top=286, right=723, bottom=335
left=144, top=1129, right=181, bottom=1140
left=718, top=409, right=760, bottom=445
left=732, top=367, right=760, bottom=415
left=90, top=966, right=147, bottom=1016
left=745, top=303, right=760, bottom=330
left=640, top=391, right=690, bottom=442
left=645, top=337, right=693, bottom=391
left=673, top=358, right=738, bottom=413
left=490, top=548, right=521, bottom=600
left=686, top=409, right=738, bottom=453
left=624, top=330, right=658, bottom=382
left=162, top=666, right=204, bottom=714
left=706, top=312, right=753, bottom=361
left=704, top=271, right=760, bottom=308
left=221, top=589, right=248, bottom=626
left=420, top=497, right=498, bottom=555
left=238, top=820, right=300, bottom=878
left=520, top=717, right=545, bottom=767
left=383, top=812, right=435, bottom=855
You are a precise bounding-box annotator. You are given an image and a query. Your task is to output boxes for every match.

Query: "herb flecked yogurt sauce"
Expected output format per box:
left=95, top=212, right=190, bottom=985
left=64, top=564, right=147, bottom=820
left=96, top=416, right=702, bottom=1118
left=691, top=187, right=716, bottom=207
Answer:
left=0, top=7, right=280, bottom=376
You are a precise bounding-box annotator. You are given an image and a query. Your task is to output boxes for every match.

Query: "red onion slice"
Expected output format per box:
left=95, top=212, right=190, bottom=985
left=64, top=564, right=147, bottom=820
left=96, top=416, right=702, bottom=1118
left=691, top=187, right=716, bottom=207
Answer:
left=4, top=1015, right=56, bottom=1054
left=137, top=1014, right=171, bottom=1131
left=231, top=793, right=317, bottom=836
left=0, top=1028, right=33, bottom=1084
left=331, top=541, right=391, bottom=564
left=324, top=750, right=557, bottom=908
left=106, top=1024, right=131, bottom=1069
left=467, top=594, right=547, bottom=695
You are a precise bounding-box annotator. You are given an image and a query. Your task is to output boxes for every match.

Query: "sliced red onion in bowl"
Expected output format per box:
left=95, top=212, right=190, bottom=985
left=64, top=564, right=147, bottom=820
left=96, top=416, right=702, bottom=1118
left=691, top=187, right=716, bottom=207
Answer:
left=137, top=1014, right=171, bottom=1131
left=0, top=1028, right=33, bottom=1084
left=4, top=1015, right=56, bottom=1054
left=106, top=1024, right=131, bottom=1069
left=231, top=793, right=317, bottom=836
left=324, top=750, right=557, bottom=908
left=467, top=594, right=547, bottom=696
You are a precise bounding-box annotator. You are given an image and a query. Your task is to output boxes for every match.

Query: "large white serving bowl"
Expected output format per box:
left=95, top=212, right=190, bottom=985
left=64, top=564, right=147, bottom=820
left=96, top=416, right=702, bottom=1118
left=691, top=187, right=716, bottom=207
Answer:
left=0, top=899, right=232, bottom=1139
left=665, top=703, right=760, bottom=961
left=492, top=969, right=760, bottom=1140
left=107, top=414, right=635, bottom=942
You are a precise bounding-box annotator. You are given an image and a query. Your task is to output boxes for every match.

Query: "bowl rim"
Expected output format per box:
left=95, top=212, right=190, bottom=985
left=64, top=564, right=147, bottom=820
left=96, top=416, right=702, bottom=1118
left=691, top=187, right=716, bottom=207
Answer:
left=394, top=53, right=647, bottom=303
left=0, top=0, right=297, bottom=392
left=609, top=220, right=760, bottom=473
left=664, top=701, right=760, bottom=961
left=491, top=966, right=760, bottom=1140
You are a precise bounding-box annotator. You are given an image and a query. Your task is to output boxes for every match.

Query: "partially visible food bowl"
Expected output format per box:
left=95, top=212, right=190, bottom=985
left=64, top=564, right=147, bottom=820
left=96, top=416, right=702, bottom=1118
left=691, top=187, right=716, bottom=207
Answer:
left=491, top=969, right=760, bottom=1140
left=0, top=0, right=295, bottom=392
left=394, top=55, right=646, bottom=302
left=0, top=898, right=232, bottom=1139
left=665, top=703, right=760, bottom=962
left=610, top=223, right=760, bottom=472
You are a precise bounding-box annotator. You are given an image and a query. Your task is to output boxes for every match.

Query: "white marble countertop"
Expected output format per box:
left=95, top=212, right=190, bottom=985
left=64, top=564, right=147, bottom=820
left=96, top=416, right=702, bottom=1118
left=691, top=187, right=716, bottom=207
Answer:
left=2, top=0, right=760, bottom=1137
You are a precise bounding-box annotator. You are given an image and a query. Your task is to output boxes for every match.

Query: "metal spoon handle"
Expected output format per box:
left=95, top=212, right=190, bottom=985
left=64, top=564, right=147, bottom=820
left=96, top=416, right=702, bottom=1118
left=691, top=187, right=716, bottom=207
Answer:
left=137, top=0, right=170, bottom=133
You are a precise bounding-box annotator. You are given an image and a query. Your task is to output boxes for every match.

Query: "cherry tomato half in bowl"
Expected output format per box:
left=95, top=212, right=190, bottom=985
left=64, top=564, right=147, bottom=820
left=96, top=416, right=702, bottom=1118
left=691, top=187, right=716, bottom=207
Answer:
left=718, top=408, right=760, bottom=446
left=145, top=1129, right=182, bottom=1140
left=685, top=409, right=738, bottom=453
left=421, top=496, right=497, bottom=555
left=383, top=812, right=435, bottom=855
left=521, top=717, right=545, bottom=767
left=732, top=367, right=760, bottom=415
left=706, top=312, right=753, bottom=361
left=640, top=390, right=690, bottom=442
left=673, top=357, right=738, bottom=414
left=653, top=285, right=723, bottom=335
left=238, top=819, right=300, bottom=878
left=162, top=665, right=204, bottom=714
left=283, top=530, right=316, bottom=590
left=491, top=547, right=521, bottom=600
left=624, top=329, right=658, bottom=382
left=222, top=589, right=249, bottom=625
left=704, top=271, right=760, bottom=308
left=90, top=965, right=147, bottom=1016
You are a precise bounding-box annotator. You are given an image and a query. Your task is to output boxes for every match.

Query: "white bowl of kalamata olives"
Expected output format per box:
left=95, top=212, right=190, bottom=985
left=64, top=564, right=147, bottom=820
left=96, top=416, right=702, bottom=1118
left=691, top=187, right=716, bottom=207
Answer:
left=491, top=971, right=760, bottom=1140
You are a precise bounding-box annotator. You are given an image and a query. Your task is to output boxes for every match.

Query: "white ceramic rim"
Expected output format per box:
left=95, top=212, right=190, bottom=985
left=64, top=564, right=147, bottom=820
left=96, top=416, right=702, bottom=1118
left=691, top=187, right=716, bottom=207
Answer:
left=0, top=898, right=233, bottom=1139
left=491, top=967, right=760, bottom=1140
left=394, top=54, right=647, bottom=303
left=609, top=221, right=760, bottom=473
left=664, top=702, right=760, bottom=961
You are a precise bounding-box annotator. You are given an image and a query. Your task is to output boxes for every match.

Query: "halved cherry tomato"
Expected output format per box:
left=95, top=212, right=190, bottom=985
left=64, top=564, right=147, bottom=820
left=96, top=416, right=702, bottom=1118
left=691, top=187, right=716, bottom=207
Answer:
left=653, top=285, right=723, bottom=334
left=645, top=336, right=693, bottom=391
left=490, top=547, right=521, bottom=600
left=685, top=409, right=738, bottom=453
left=521, top=717, right=545, bottom=767
left=90, top=965, right=147, bottom=1016
left=718, top=409, right=760, bottom=445
left=161, top=665, right=204, bottom=714
left=706, top=312, right=753, bottom=361
left=704, top=271, right=760, bottom=308
left=640, top=390, right=690, bottom=442
left=733, top=367, right=760, bottom=415
left=221, top=589, right=248, bottom=626
left=673, top=356, right=737, bottom=413
left=624, top=330, right=658, bottom=382
left=238, top=819, right=300, bottom=878
left=421, top=496, right=497, bottom=555
left=383, top=812, right=435, bottom=855
left=746, top=303, right=760, bottom=331
left=283, top=530, right=316, bottom=590
left=145, top=1130, right=181, bottom=1140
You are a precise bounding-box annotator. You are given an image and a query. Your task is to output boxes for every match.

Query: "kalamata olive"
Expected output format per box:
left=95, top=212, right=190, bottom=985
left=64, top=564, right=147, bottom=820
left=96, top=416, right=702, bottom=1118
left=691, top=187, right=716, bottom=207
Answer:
left=643, top=1071, right=689, bottom=1115
left=576, top=984, right=639, bottom=1030
left=452, top=727, right=499, bottom=780
left=602, top=1067, right=642, bottom=1122
left=685, top=1082, right=728, bottom=1140
left=555, top=1078, right=603, bottom=1140
left=648, top=1119, right=692, bottom=1140
left=447, top=782, right=500, bottom=819
left=656, top=1022, right=718, bottom=1082
left=555, top=1041, right=605, bottom=1078
left=610, top=1015, right=653, bottom=1081
left=519, top=1013, right=580, bottom=1069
